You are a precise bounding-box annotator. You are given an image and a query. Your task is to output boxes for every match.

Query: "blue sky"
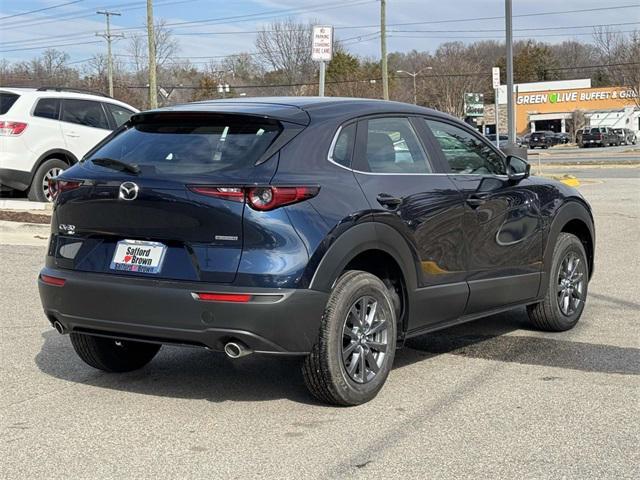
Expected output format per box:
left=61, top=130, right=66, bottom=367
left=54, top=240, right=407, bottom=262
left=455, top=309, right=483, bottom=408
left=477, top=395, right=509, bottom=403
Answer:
left=0, top=0, right=638, bottom=66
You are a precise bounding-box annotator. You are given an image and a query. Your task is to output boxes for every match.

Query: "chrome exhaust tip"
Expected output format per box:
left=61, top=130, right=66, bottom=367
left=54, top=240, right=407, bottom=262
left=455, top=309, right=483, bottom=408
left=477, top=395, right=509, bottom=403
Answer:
left=53, top=321, right=66, bottom=334
left=224, top=341, right=252, bottom=359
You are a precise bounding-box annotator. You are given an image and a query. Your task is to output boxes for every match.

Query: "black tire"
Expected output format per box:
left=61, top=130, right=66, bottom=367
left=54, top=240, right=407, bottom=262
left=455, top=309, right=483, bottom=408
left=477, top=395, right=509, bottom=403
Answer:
left=527, top=233, right=589, bottom=332
left=28, top=158, right=68, bottom=202
left=302, top=270, right=397, bottom=406
left=70, top=333, right=161, bottom=372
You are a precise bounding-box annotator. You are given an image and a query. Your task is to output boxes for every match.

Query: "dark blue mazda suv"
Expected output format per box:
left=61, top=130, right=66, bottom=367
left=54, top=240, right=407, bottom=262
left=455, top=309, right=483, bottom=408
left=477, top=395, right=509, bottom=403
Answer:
left=39, top=97, right=595, bottom=405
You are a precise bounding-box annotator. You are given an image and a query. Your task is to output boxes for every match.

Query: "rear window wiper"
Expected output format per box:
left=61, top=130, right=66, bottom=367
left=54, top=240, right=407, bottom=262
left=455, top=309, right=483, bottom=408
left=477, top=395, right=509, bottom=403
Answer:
left=89, top=157, right=140, bottom=174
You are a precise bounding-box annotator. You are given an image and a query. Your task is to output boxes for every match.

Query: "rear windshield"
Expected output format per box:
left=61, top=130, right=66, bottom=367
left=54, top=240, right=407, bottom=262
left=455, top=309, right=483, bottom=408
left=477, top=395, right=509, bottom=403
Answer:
left=0, top=92, right=20, bottom=114
left=590, top=128, right=604, bottom=133
left=86, top=115, right=282, bottom=176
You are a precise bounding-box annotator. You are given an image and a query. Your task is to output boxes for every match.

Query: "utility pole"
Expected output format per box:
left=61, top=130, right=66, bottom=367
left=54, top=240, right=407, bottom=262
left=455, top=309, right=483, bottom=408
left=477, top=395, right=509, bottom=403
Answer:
left=380, top=0, right=388, bottom=100
left=146, top=0, right=157, bottom=108
left=96, top=10, right=123, bottom=97
left=505, top=0, right=515, bottom=146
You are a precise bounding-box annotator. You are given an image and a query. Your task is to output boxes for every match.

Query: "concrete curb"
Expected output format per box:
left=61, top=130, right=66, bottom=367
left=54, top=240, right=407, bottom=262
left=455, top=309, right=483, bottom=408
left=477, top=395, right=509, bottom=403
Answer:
left=0, top=199, right=52, bottom=211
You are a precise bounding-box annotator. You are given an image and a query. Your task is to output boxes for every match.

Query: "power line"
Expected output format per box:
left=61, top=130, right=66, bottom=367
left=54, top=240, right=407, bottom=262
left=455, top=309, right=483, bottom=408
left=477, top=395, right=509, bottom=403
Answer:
left=0, top=0, right=198, bottom=30
left=3, top=4, right=638, bottom=48
left=389, top=29, right=639, bottom=40
left=390, top=21, right=640, bottom=34
left=0, top=0, right=85, bottom=21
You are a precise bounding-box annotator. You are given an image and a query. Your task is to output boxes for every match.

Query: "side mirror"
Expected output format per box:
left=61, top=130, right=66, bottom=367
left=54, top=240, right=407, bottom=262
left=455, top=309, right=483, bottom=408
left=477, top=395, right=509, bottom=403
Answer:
left=506, top=155, right=530, bottom=182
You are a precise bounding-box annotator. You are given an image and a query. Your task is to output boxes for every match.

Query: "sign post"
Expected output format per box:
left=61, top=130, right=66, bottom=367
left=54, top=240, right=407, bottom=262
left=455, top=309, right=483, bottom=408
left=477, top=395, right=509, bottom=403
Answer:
left=492, top=67, right=501, bottom=147
left=312, top=25, right=333, bottom=97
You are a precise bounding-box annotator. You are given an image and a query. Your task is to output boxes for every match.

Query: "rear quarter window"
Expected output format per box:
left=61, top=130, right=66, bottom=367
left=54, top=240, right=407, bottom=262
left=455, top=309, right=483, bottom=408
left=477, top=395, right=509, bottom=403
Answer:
left=0, top=92, right=20, bottom=114
left=86, top=115, right=282, bottom=176
left=33, top=98, right=61, bottom=120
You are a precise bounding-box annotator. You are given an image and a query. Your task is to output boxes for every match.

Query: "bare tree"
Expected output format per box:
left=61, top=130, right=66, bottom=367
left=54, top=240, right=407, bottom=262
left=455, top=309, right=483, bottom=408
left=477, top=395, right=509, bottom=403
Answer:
left=425, top=42, right=485, bottom=117
left=593, top=28, right=640, bottom=107
left=127, top=19, right=180, bottom=73
left=255, top=18, right=315, bottom=92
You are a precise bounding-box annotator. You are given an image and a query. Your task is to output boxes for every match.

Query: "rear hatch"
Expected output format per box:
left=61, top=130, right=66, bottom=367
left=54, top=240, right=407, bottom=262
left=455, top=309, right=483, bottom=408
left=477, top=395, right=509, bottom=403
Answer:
left=529, top=132, right=547, bottom=144
left=582, top=128, right=604, bottom=142
left=52, top=110, right=304, bottom=283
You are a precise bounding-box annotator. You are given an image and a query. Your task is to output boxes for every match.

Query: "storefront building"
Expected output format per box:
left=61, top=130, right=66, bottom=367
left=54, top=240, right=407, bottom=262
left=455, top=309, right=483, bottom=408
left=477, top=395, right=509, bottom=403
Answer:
left=516, top=85, right=639, bottom=135
left=482, top=79, right=639, bottom=136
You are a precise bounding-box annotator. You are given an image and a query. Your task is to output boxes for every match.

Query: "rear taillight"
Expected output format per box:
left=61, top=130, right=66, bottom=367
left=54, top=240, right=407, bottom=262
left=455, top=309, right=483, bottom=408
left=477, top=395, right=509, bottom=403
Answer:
left=247, top=186, right=319, bottom=211
left=48, top=179, right=82, bottom=200
left=188, top=186, right=244, bottom=202
left=188, top=185, right=319, bottom=211
left=0, top=121, right=27, bottom=136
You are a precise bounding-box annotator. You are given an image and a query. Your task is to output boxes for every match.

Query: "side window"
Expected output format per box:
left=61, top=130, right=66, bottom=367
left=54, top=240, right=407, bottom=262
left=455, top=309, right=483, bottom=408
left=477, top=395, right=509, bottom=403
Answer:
left=364, top=117, right=431, bottom=173
left=330, top=123, right=356, bottom=167
left=61, top=99, right=110, bottom=130
left=425, top=119, right=506, bottom=175
left=104, top=103, right=134, bottom=129
left=33, top=98, right=60, bottom=120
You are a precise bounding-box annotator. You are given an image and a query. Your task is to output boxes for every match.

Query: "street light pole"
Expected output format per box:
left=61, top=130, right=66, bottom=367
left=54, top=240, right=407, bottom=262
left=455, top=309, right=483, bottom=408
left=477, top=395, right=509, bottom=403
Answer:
left=505, top=0, right=515, bottom=146
left=396, top=68, right=432, bottom=105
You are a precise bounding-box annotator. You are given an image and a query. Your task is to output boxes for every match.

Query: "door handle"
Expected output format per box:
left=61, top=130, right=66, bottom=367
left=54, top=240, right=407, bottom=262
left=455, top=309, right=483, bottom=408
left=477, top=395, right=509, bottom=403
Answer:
left=377, top=193, right=402, bottom=209
left=65, top=132, right=80, bottom=138
left=466, top=193, right=490, bottom=208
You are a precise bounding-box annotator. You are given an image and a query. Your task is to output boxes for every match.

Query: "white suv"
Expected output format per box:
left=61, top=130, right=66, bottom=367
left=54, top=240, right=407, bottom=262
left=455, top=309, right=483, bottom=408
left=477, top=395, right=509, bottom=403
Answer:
left=0, top=87, right=138, bottom=202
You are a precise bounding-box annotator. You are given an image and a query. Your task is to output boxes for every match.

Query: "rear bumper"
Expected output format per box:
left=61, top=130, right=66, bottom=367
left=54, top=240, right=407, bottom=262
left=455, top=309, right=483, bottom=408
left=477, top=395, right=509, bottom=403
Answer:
left=38, top=267, right=328, bottom=354
left=0, top=168, right=31, bottom=191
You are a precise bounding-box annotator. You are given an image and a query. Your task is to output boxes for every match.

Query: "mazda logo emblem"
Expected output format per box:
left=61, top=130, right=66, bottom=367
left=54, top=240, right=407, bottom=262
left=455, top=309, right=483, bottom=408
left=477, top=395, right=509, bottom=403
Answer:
left=119, top=182, right=139, bottom=201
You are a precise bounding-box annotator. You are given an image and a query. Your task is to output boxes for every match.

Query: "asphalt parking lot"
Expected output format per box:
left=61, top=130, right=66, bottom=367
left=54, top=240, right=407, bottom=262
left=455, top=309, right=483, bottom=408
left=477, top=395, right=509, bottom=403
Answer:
left=1, top=168, right=639, bottom=479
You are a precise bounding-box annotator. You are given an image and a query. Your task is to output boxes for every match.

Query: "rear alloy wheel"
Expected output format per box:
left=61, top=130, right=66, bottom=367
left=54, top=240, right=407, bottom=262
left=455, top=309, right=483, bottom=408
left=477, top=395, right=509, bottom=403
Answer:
left=28, top=158, right=68, bottom=202
left=70, top=333, right=161, bottom=372
left=527, top=233, right=589, bottom=331
left=302, top=270, right=397, bottom=406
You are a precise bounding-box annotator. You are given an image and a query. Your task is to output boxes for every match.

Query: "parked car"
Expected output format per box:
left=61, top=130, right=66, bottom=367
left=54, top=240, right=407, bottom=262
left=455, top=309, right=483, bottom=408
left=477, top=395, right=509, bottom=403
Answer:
left=486, top=134, right=524, bottom=149
left=0, top=87, right=138, bottom=201
left=38, top=97, right=595, bottom=406
left=485, top=133, right=508, bottom=148
left=581, top=127, right=618, bottom=147
left=612, top=128, right=637, bottom=146
left=528, top=130, right=559, bottom=149
left=554, top=132, right=570, bottom=144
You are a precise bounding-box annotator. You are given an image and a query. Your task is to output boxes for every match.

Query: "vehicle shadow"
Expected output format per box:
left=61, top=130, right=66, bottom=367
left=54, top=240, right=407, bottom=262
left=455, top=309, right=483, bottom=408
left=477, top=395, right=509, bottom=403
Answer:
left=35, top=307, right=638, bottom=406
left=399, top=307, right=639, bottom=376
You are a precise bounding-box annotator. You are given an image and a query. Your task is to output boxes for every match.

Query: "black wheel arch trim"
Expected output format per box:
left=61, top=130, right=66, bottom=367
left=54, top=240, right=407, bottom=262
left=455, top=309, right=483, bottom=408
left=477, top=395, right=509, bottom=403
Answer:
left=540, top=199, right=595, bottom=297
left=309, top=221, right=419, bottom=294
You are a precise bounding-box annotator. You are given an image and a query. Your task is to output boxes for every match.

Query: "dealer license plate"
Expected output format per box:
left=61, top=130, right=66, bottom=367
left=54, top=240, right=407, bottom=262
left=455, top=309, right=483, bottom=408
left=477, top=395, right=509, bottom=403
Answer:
left=110, top=240, right=167, bottom=274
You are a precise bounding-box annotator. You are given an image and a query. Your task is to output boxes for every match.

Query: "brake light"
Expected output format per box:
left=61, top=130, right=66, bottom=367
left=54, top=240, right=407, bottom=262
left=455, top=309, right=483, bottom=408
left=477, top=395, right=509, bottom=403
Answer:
left=188, top=186, right=244, bottom=202
left=0, top=121, right=27, bottom=136
left=48, top=179, right=82, bottom=200
left=194, top=292, right=252, bottom=303
left=247, top=186, right=320, bottom=211
left=188, top=185, right=320, bottom=211
left=40, top=274, right=66, bottom=287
